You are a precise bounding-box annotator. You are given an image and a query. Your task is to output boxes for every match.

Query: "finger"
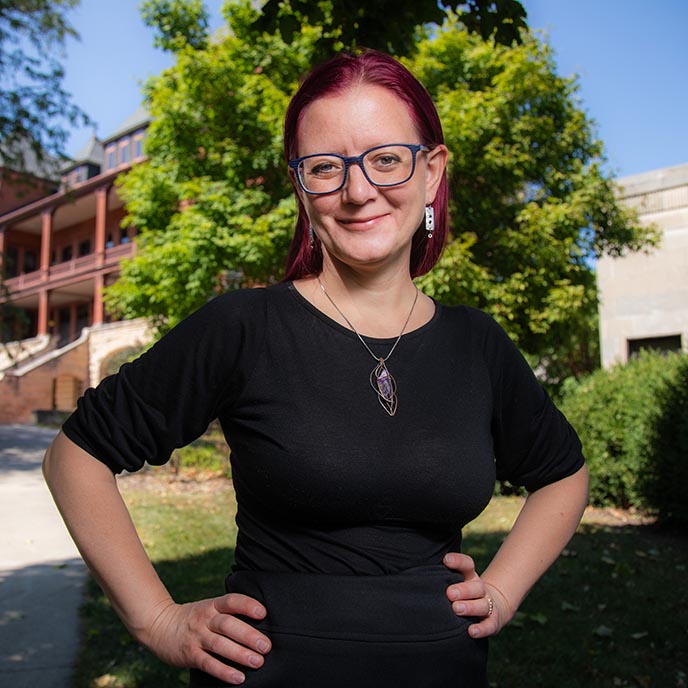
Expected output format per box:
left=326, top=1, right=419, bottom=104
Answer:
left=468, top=615, right=500, bottom=639
left=208, top=612, right=272, bottom=657
left=443, top=553, right=477, bottom=577
left=194, top=649, right=249, bottom=685
left=201, top=626, right=267, bottom=671
left=451, top=595, right=493, bottom=618
left=447, top=579, right=485, bottom=602
left=215, top=593, right=268, bottom=620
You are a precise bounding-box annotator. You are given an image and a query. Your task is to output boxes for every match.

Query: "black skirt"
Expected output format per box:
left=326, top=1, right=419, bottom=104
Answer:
left=189, top=566, right=488, bottom=688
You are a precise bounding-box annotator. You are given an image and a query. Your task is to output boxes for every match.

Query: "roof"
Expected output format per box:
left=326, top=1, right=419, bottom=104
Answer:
left=102, top=106, right=151, bottom=144
left=0, top=139, right=61, bottom=180
left=61, top=134, right=104, bottom=172
left=617, top=162, right=688, bottom=198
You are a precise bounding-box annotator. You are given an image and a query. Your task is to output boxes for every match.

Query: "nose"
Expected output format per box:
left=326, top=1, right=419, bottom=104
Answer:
left=341, top=162, right=377, bottom=204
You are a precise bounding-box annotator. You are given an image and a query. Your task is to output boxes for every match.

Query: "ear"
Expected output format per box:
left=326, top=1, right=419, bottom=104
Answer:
left=424, top=144, right=448, bottom=205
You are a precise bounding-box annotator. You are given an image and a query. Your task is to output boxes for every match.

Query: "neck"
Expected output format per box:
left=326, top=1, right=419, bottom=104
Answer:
left=295, top=255, right=430, bottom=339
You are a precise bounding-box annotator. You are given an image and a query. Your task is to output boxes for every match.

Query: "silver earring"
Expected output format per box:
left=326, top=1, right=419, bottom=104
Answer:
left=309, top=224, right=316, bottom=248
left=425, top=205, right=435, bottom=239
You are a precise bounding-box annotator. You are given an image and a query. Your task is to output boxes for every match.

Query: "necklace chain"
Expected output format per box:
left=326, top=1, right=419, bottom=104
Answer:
left=317, top=276, right=419, bottom=416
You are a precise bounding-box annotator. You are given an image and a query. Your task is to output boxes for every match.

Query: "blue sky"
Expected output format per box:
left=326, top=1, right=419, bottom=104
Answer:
left=61, top=0, right=688, bottom=179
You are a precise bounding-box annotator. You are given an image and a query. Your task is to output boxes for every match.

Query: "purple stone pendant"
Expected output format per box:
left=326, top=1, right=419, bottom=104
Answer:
left=370, top=358, right=398, bottom=416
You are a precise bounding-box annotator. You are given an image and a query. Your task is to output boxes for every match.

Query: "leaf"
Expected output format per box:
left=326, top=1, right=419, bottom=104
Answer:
left=593, top=624, right=614, bottom=638
left=529, top=613, right=548, bottom=626
left=561, top=601, right=580, bottom=612
left=630, top=631, right=649, bottom=640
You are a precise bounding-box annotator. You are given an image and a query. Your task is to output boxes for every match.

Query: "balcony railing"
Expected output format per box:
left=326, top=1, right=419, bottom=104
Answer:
left=3, top=243, right=135, bottom=295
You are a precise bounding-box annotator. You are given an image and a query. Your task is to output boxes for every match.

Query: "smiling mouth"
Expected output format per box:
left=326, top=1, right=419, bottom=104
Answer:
left=338, top=214, right=386, bottom=229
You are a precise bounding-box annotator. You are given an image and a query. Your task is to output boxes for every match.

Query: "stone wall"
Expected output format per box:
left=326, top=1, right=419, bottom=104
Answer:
left=597, top=162, right=688, bottom=367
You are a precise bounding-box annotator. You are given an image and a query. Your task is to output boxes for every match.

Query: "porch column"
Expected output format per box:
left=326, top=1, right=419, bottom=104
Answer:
left=0, top=225, right=5, bottom=274
left=95, top=186, right=108, bottom=267
left=37, top=288, right=49, bottom=335
left=92, top=273, right=104, bottom=326
left=40, top=208, right=53, bottom=280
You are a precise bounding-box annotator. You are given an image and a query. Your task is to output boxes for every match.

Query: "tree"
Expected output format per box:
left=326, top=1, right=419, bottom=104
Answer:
left=252, top=0, right=528, bottom=61
left=407, top=16, right=656, bottom=383
left=107, top=0, right=655, bottom=383
left=0, top=0, right=89, bottom=170
left=140, top=0, right=210, bottom=52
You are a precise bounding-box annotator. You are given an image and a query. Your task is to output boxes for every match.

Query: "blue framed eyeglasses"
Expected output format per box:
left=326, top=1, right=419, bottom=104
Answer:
left=288, top=143, right=429, bottom=195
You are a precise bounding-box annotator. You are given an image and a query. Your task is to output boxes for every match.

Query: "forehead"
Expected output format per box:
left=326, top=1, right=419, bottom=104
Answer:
left=296, top=84, right=419, bottom=155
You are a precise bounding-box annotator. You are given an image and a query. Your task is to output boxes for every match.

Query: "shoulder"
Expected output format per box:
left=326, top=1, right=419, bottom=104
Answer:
left=437, top=303, right=510, bottom=345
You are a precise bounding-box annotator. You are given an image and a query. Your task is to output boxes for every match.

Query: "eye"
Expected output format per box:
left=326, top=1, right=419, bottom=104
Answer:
left=304, top=156, right=344, bottom=178
left=375, top=154, right=401, bottom=167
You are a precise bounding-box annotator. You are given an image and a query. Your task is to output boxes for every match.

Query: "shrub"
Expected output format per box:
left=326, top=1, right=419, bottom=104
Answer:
left=171, top=421, right=231, bottom=477
left=559, top=351, right=688, bottom=528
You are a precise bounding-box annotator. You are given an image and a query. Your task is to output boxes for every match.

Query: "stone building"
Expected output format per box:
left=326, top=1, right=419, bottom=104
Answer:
left=597, top=163, right=688, bottom=367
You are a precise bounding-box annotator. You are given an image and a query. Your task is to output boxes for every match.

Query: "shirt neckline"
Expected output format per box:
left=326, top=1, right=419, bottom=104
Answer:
left=284, top=280, right=442, bottom=345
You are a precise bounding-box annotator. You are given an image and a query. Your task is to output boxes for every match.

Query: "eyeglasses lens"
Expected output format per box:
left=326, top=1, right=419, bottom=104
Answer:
left=299, top=145, right=416, bottom=194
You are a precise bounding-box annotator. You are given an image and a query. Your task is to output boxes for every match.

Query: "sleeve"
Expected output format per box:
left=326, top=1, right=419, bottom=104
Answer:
left=62, top=288, right=267, bottom=474
left=474, top=311, right=585, bottom=492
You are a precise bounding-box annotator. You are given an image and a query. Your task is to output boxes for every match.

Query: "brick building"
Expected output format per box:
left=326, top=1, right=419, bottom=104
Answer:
left=0, top=108, right=152, bottom=423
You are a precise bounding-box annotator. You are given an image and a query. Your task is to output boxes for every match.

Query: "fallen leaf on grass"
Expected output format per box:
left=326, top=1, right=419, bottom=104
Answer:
left=630, top=631, right=649, bottom=640
left=593, top=624, right=614, bottom=637
left=561, top=601, right=581, bottom=612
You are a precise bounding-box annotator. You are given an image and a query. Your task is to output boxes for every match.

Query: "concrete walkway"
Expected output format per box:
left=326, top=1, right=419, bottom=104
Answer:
left=0, top=424, right=87, bottom=688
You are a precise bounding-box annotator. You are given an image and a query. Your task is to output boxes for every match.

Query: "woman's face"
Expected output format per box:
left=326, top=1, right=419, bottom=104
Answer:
left=293, top=84, right=447, bottom=275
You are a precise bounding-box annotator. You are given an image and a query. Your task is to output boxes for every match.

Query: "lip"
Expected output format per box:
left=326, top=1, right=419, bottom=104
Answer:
left=337, top=214, right=388, bottom=230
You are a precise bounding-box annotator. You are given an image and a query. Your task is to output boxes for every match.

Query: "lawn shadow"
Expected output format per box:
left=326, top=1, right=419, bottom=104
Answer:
left=0, top=558, right=86, bottom=687
left=464, top=523, right=687, bottom=687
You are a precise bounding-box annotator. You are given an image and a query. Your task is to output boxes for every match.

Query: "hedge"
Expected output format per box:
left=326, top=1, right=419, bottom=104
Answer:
left=559, top=351, right=688, bottom=529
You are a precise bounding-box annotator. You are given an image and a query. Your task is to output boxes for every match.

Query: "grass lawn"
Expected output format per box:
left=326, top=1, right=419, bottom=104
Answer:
left=74, top=475, right=687, bottom=688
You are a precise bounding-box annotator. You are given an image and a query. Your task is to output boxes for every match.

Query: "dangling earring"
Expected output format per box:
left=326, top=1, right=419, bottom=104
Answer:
left=309, top=224, right=316, bottom=248
left=425, top=205, right=435, bottom=239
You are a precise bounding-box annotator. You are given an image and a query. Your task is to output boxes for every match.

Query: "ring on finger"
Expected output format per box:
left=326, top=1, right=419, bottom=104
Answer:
left=486, top=597, right=494, bottom=617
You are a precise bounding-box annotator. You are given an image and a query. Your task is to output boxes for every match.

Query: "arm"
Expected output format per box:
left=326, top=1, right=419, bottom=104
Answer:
left=43, top=431, right=271, bottom=684
left=444, top=463, right=589, bottom=637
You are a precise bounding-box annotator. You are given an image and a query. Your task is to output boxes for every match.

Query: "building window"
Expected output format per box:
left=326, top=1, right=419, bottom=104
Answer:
left=134, top=129, right=145, bottom=159
left=106, top=144, right=117, bottom=170
left=78, top=239, right=91, bottom=257
left=120, top=226, right=132, bottom=244
left=119, top=137, right=131, bottom=165
left=628, top=335, right=682, bottom=358
left=61, top=245, right=73, bottom=262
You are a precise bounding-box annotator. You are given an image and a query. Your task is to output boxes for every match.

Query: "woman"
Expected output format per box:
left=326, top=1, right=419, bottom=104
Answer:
left=43, top=50, right=588, bottom=687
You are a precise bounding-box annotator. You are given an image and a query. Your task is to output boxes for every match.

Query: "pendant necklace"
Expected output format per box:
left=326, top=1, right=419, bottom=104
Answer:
left=317, top=276, right=419, bottom=417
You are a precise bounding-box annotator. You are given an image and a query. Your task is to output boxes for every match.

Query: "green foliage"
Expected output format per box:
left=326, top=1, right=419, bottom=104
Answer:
left=108, top=1, right=654, bottom=383
left=411, top=20, right=656, bottom=382
left=0, top=0, right=90, bottom=169
left=559, top=351, right=688, bottom=528
left=252, top=0, right=527, bottom=62
left=140, top=0, right=210, bottom=52
left=171, top=422, right=230, bottom=476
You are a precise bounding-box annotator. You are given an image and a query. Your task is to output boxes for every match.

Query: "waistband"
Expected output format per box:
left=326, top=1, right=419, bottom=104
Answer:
left=224, top=565, right=470, bottom=642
